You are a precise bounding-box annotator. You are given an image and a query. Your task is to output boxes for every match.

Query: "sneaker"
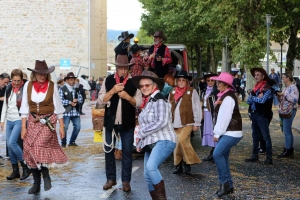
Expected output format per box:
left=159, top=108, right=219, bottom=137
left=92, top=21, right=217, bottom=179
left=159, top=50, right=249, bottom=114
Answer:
left=61, top=143, right=67, bottom=148
left=259, top=148, right=266, bottom=155
left=69, top=142, right=78, bottom=147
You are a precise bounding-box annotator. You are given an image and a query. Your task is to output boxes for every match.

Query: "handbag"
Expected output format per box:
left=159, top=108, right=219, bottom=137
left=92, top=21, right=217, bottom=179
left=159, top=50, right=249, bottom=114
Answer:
left=278, top=100, right=294, bottom=118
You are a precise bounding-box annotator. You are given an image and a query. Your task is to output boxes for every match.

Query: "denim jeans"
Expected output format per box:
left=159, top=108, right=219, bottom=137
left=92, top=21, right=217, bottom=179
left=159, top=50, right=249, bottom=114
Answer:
left=104, top=126, right=134, bottom=182
left=62, top=116, right=81, bottom=144
left=251, top=112, right=272, bottom=157
left=273, top=86, right=280, bottom=106
left=6, top=120, right=23, bottom=164
left=144, top=140, right=176, bottom=191
left=282, top=109, right=297, bottom=149
left=213, top=135, right=242, bottom=188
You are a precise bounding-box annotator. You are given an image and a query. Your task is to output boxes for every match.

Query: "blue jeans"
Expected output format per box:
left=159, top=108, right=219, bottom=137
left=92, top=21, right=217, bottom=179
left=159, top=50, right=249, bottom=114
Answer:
left=104, top=126, right=134, bottom=182
left=6, top=120, right=23, bottom=164
left=251, top=112, right=272, bottom=157
left=144, top=140, right=176, bottom=192
left=273, top=86, right=280, bottom=106
left=62, top=116, right=81, bottom=144
left=282, top=109, right=297, bottom=149
left=213, top=135, right=242, bottom=188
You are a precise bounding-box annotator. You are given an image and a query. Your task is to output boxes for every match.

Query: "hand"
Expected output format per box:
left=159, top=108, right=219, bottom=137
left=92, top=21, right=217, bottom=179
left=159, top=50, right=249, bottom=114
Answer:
left=60, top=126, right=65, bottom=140
left=118, top=90, right=130, bottom=100
left=111, top=83, right=124, bottom=94
left=21, top=128, right=27, bottom=139
left=136, top=147, right=141, bottom=152
left=156, top=56, right=162, bottom=62
left=73, top=98, right=78, bottom=103
left=149, top=53, right=155, bottom=60
left=193, top=126, right=199, bottom=132
left=71, top=102, right=77, bottom=107
left=258, top=93, right=263, bottom=98
left=213, top=136, right=219, bottom=142
left=277, top=92, right=284, bottom=96
left=0, top=97, right=4, bottom=101
left=0, top=122, right=4, bottom=131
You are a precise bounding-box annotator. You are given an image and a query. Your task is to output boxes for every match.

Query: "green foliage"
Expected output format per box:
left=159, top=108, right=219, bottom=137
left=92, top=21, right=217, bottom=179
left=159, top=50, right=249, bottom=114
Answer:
left=136, top=29, right=153, bottom=44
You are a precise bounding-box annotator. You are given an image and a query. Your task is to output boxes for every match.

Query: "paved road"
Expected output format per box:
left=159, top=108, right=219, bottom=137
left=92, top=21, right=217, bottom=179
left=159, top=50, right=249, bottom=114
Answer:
left=0, top=102, right=300, bottom=199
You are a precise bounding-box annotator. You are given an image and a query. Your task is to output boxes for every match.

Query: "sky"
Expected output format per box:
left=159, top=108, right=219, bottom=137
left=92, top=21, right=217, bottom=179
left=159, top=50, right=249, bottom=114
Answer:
left=107, top=0, right=145, bottom=30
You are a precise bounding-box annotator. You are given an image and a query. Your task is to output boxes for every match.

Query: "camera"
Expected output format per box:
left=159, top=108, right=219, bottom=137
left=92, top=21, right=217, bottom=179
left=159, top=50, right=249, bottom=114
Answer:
left=274, top=90, right=281, bottom=96
left=155, top=53, right=161, bottom=59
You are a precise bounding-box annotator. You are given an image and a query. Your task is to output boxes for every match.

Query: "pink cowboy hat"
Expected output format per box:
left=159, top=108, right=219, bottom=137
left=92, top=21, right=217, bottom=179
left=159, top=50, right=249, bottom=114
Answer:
left=210, top=72, right=235, bottom=90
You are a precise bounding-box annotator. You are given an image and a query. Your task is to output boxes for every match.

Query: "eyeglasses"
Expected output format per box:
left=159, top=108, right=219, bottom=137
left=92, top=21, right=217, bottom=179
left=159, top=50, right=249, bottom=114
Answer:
left=139, top=83, right=153, bottom=89
left=207, top=80, right=215, bottom=82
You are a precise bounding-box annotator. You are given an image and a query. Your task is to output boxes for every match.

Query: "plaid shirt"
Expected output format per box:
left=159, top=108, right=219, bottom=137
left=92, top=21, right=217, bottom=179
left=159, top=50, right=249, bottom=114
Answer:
left=59, top=86, right=83, bottom=117
left=130, top=54, right=149, bottom=77
left=147, top=43, right=172, bottom=68
left=247, top=88, right=273, bottom=110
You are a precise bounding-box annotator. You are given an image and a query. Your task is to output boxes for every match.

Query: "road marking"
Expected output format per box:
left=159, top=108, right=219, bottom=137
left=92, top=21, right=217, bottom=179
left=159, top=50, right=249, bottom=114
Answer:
left=99, top=166, right=139, bottom=199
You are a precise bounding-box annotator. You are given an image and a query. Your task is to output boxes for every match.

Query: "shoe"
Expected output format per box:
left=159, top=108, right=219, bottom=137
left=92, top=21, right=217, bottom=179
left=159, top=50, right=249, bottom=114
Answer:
left=68, top=142, right=78, bottom=147
left=28, top=169, right=41, bottom=194
left=41, top=167, right=52, bottom=191
left=20, top=161, right=31, bottom=180
left=203, top=148, right=214, bottom=161
left=216, top=182, right=233, bottom=197
left=61, top=143, right=66, bottom=148
left=149, top=190, right=157, bottom=199
left=122, top=182, right=131, bottom=192
left=183, top=162, right=191, bottom=175
left=154, top=180, right=167, bottom=199
left=6, top=164, right=20, bottom=180
left=245, top=154, right=259, bottom=162
left=103, top=180, right=117, bottom=190
left=290, top=148, right=294, bottom=155
left=80, top=112, right=85, bottom=115
left=277, top=148, right=293, bottom=158
left=173, top=162, right=183, bottom=174
left=262, top=157, right=273, bottom=165
left=259, top=148, right=266, bottom=155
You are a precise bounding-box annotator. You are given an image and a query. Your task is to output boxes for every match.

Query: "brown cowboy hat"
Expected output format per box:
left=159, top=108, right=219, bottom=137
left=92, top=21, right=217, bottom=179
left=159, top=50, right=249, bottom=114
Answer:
left=118, top=31, right=134, bottom=41
left=27, top=60, right=55, bottom=74
left=153, top=31, right=167, bottom=41
left=250, top=68, right=269, bottom=80
left=64, top=72, right=77, bottom=81
left=110, top=55, right=134, bottom=67
left=132, top=70, right=165, bottom=91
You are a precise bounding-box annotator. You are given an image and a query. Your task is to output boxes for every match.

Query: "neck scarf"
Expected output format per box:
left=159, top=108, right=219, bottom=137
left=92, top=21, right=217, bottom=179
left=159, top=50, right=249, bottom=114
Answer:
left=214, top=88, right=233, bottom=105
left=140, top=88, right=158, bottom=109
left=253, top=80, right=266, bottom=93
left=33, top=80, right=49, bottom=93
left=115, top=73, right=129, bottom=85
left=174, top=86, right=187, bottom=102
left=12, top=80, right=24, bottom=93
left=205, top=86, right=213, bottom=99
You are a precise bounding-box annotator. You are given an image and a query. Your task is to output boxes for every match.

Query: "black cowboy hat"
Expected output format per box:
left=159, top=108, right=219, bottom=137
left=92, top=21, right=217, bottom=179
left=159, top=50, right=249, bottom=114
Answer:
left=129, top=44, right=142, bottom=54
left=175, top=70, right=192, bottom=81
left=132, top=70, right=164, bottom=91
left=110, top=55, right=134, bottom=67
left=203, top=72, right=218, bottom=80
left=64, top=72, right=77, bottom=81
left=118, top=31, right=134, bottom=41
left=27, top=60, right=55, bottom=74
left=153, top=31, right=167, bottom=41
left=250, top=68, right=269, bottom=81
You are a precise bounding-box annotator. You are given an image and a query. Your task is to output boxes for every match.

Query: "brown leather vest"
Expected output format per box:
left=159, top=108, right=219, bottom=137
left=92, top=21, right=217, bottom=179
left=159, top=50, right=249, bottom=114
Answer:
left=214, top=90, right=242, bottom=131
left=27, top=81, right=55, bottom=114
left=169, top=87, right=194, bottom=125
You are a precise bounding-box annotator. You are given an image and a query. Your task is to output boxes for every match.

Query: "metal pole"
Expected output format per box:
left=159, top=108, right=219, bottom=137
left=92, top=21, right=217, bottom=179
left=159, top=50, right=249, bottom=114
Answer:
left=199, top=46, right=202, bottom=74
left=225, top=37, right=228, bottom=72
left=88, top=0, right=91, bottom=78
left=280, top=42, right=283, bottom=76
left=266, top=14, right=271, bottom=74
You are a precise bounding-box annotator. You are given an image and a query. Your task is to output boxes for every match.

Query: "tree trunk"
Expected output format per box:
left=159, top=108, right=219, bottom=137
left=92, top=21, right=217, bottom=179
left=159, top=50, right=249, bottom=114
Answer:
left=286, top=23, right=299, bottom=72
left=209, top=44, right=217, bottom=73
left=194, top=44, right=202, bottom=77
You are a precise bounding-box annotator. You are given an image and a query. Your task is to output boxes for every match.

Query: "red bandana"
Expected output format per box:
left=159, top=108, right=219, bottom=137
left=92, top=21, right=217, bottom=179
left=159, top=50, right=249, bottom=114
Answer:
left=253, top=80, right=266, bottom=93
left=140, top=88, right=158, bottom=109
left=115, top=74, right=129, bottom=85
left=12, top=81, right=24, bottom=93
left=33, top=80, right=49, bottom=93
left=174, top=86, right=187, bottom=102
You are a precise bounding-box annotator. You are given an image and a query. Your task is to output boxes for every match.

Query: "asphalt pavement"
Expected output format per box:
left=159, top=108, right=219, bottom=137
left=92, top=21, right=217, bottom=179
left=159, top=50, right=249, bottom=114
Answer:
left=0, top=101, right=300, bottom=200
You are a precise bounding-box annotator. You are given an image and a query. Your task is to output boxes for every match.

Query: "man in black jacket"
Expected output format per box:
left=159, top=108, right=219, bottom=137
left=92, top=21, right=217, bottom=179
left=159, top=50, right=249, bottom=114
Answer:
left=88, top=76, right=96, bottom=101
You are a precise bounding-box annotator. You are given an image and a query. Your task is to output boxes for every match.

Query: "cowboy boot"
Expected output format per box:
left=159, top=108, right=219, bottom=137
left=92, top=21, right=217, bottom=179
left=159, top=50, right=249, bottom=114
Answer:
left=20, top=161, right=31, bottom=180
left=217, top=182, right=233, bottom=197
left=149, top=190, right=158, bottom=200
left=183, top=162, right=191, bottom=175
left=28, top=169, right=41, bottom=194
left=6, top=164, right=20, bottom=180
left=153, top=180, right=167, bottom=200
left=172, top=161, right=183, bottom=174
left=203, top=147, right=214, bottom=161
left=244, top=154, right=259, bottom=162
left=41, top=167, right=52, bottom=191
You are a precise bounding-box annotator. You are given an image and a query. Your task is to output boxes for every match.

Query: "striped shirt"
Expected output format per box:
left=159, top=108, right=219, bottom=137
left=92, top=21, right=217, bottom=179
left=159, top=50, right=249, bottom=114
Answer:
left=136, top=90, right=177, bottom=148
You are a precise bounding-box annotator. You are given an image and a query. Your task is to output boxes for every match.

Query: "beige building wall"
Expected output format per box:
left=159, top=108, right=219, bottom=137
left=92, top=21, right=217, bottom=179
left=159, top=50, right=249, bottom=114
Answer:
left=0, top=0, right=107, bottom=80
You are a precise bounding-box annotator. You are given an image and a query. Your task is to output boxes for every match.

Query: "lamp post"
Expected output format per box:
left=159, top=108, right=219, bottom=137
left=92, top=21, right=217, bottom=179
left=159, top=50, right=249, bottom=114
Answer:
left=279, top=41, right=284, bottom=77
left=266, top=14, right=272, bottom=74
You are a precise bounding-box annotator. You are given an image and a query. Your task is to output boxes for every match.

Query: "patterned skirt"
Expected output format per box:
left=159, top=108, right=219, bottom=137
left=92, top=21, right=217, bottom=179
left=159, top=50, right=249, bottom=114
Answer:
left=202, top=110, right=217, bottom=147
left=23, top=113, right=68, bottom=169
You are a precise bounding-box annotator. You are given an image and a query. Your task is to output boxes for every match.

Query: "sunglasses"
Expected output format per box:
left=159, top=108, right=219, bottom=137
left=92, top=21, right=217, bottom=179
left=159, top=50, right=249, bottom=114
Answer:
left=139, top=83, right=153, bottom=89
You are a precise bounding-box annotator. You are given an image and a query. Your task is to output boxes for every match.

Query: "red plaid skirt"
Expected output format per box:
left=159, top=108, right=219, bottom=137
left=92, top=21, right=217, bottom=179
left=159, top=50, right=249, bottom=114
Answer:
left=23, top=114, right=68, bottom=169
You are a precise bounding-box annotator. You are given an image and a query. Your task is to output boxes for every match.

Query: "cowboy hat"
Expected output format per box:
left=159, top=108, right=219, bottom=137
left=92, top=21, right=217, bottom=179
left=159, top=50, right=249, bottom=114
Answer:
left=153, top=31, right=167, bottom=41
left=27, top=60, right=55, bottom=74
left=203, top=72, right=218, bottom=80
left=250, top=68, right=269, bottom=80
left=110, top=55, right=134, bottom=67
left=64, top=72, right=77, bottom=81
left=129, top=44, right=142, bottom=54
left=132, top=70, right=164, bottom=91
left=175, top=70, right=192, bottom=81
left=118, top=31, right=134, bottom=41
left=210, top=72, right=235, bottom=89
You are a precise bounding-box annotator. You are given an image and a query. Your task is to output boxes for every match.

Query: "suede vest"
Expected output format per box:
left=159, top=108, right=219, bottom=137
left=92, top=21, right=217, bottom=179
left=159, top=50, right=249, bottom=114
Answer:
left=214, top=91, right=242, bottom=131
left=149, top=44, right=169, bottom=78
left=28, top=81, right=55, bottom=114
left=104, top=75, right=137, bottom=131
left=5, top=79, right=27, bottom=112
left=169, top=87, right=194, bottom=125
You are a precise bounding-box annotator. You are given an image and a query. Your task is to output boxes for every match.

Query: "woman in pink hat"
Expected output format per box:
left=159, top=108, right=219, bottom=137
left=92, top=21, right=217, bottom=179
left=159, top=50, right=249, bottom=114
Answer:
left=210, top=72, right=243, bottom=198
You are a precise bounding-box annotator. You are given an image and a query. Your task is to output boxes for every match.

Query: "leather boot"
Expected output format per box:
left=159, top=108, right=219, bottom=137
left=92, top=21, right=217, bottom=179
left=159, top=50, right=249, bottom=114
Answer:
left=28, top=169, right=41, bottom=194
left=290, top=148, right=294, bottom=155
left=103, top=180, right=117, bottom=190
left=20, top=161, right=31, bottom=180
left=41, top=167, right=52, bottom=191
left=149, top=190, right=157, bottom=200
left=172, top=161, right=183, bottom=174
left=217, top=182, right=233, bottom=197
left=183, top=162, right=191, bottom=175
left=277, top=148, right=293, bottom=158
left=6, top=164, right=20, bottom=180
left=153, top=180, right=167, bottom=200
left=262, top=157, right=273, bottom=165
left=203, top=147, right=214, bottom=161
left=244, top=154, right=259, bottom=162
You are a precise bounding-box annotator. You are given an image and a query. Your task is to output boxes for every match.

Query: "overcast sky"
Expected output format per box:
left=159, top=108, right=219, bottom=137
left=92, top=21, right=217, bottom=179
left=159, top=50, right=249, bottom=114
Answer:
left=107, top=0, right=144, bottom=30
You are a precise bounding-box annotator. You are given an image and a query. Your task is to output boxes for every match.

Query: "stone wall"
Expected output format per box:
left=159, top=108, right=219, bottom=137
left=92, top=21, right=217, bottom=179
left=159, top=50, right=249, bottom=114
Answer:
left=0, top=0, right=90, bottom=78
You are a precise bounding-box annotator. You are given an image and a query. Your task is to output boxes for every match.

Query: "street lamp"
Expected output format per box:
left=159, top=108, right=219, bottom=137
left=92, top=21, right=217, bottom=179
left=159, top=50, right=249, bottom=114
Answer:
left=266, top=14, right=272, bottom=74
left=279, top=41, right=284, bottom=77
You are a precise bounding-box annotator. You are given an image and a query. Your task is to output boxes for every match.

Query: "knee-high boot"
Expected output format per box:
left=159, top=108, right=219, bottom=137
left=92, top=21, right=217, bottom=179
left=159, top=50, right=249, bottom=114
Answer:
left=153, top=180, right=167, bottom=200
left=28, top=169, right=41, bottom=194
left=41, top=167, right=52, bottom=191
left=20, top=160, right=31, bottom=180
